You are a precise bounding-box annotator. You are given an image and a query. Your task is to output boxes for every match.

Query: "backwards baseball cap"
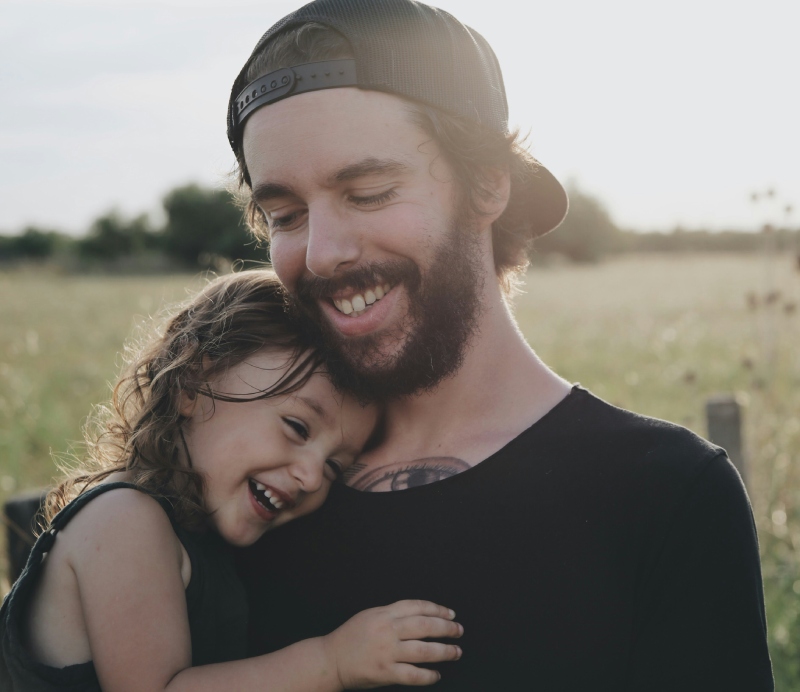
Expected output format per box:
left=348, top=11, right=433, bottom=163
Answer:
left=227, top=0, right=568, bottom=237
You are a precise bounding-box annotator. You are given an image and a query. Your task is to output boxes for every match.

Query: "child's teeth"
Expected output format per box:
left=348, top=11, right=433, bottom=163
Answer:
left=383, top=283, right=390, bottom=294
left=334, top=298, right=343, bottom=311
left=364, top=289, right=376, bottom=305
left=374, top=285, right=384, bottom=299
left=351, top=294, right=366, bottom=311
left=273, top=499, right=284, bottom=508
left=341, top=299, right=353, bottom=315
left=255, top=481, right=266, bottom=491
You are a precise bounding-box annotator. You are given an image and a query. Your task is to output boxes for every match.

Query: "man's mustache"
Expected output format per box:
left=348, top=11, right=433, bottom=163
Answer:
left=294, top=259, right=421, bottom=302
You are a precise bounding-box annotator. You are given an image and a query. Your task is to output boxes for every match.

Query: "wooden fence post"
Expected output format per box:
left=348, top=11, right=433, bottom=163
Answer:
left=3, top=488, right=48, bottom=584
left=705, top=395, right=746, bottom=487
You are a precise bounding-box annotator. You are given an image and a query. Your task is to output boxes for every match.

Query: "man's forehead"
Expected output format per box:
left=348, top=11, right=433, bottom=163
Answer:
left=241, top=88, right=429, bottom=186
left=243, top=86, right=416, bottom=141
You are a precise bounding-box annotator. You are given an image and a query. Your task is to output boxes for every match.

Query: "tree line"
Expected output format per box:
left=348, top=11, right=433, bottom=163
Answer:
left=1, top=182, right=797, bottom=269
left=0, top=185, right=264, bottom=272
left=531, top=183, right=799, bottom=262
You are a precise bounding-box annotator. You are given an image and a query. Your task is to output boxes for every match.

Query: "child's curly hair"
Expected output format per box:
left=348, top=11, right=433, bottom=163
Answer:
left=44, top=270, right=324, bottom=530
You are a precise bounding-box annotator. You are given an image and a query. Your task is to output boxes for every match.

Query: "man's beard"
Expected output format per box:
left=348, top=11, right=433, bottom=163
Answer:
left=288, top=217, right=485, bottom=402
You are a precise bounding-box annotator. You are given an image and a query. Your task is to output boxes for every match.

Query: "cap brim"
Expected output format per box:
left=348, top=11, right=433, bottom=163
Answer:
left=526, top=163, right=569, bottom=238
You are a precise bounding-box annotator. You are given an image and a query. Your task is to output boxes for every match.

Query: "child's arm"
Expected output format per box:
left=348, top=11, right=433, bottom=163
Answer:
left=167, top=600, right=462, bottom=690
left=65, top=490, right=461, bottom=691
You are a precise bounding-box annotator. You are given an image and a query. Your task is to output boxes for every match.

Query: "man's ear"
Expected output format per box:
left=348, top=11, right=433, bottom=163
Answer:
left=477, top=165, right=511, bottom=227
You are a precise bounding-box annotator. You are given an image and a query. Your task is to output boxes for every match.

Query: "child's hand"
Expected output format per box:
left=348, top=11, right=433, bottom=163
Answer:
left=322, top=599, right=463, bottom=689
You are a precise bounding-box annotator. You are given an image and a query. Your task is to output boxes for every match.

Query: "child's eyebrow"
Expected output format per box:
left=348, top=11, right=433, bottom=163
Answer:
left=297, top=395, right=332, bottom=425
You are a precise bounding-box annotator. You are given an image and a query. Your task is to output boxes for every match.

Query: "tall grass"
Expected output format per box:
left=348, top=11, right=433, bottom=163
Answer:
left=0, top=270, right=200, bottom=522
left=1, top=255, right=798, bottom=684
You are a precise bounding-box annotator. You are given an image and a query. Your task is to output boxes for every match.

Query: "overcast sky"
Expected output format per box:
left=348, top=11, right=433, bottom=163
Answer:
left=2, top=0, right=798, bottom=235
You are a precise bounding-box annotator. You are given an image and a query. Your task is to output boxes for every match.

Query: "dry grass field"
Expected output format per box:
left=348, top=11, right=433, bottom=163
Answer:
left=1, top=254, right=799, bottom=684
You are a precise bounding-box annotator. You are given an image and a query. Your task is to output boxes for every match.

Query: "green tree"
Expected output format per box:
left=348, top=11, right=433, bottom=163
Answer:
left=77, top=211, right=157, bottom=260
left=161, top=184, right=264, bottom=268
left=0, top=227, right=66, bottom=261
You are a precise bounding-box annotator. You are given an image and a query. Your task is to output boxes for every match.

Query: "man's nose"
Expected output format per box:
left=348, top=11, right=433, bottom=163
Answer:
left=304, top=204, right=361, bottom=278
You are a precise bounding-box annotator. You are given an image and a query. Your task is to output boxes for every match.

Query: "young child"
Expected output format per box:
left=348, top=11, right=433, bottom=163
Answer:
left=0, top=270, right=463, bottom=691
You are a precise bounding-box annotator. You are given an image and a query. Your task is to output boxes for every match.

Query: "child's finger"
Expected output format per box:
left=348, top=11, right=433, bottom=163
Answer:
left=386, top=599, right=456, bottom=620
left=396, top=615, right=464, bottom=641
left=397, top=640, right=463, bottom=663
left=389, top=662, right=443, bottom=686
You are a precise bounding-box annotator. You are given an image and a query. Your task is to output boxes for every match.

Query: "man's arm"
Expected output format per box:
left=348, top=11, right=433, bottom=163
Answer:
left=627, top=454, right=773, bottom=691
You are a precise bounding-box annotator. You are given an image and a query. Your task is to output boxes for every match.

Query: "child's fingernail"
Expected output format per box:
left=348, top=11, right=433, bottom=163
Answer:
left=458, top=623, right=464, bottom=635
left=456, top=646, right=463, bottom=659
left=448, top=609, right=456, bottom=618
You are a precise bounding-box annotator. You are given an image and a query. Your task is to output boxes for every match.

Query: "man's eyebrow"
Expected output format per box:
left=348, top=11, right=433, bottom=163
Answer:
left=251, top=159, right=407, bottom=204
left=297, top=395, right=333, bottom=425
left=331, top=157, right=410, bottom=184
left=252, top=182, right=296, bottom=205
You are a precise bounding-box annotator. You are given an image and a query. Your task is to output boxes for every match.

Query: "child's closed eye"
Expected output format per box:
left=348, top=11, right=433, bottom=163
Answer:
left=283, top=417, right=309, bottom=441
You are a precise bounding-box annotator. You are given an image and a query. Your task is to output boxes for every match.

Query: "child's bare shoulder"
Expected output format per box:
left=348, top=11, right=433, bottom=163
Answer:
left=26, top=487, right=189, bottom=669
left=58, top=487, right=184, bottom=570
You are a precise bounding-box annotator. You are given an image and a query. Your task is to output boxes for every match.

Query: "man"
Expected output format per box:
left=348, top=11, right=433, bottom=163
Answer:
left=228, top=1, right=773, bottom=689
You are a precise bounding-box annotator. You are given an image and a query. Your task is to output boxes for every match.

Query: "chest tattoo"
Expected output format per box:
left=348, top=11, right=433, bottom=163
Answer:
left=346, top=456, right=471, bottom=492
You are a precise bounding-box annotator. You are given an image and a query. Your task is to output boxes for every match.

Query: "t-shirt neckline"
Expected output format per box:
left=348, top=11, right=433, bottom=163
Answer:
left=334, top=383, right=587, bottom=499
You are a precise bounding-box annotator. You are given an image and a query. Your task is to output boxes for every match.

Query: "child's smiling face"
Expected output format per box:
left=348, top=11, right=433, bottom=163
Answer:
left=180, top=349, right=377, bottom=547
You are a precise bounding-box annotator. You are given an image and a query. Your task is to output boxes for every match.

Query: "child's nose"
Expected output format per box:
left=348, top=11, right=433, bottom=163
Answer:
left=289, top=454, right=325, bottom=494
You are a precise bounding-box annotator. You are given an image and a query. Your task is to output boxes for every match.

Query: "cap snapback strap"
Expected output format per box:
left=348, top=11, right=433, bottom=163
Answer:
left=232, top=58, right=357, bottom=137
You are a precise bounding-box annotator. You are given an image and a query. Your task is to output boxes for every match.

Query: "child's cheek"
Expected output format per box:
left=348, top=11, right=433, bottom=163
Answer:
left=273, top=484, right=332, bottom=530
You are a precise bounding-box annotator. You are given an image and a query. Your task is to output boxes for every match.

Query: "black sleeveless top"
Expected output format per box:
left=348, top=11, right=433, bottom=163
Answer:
left=0, top=482, right=248, bottom=691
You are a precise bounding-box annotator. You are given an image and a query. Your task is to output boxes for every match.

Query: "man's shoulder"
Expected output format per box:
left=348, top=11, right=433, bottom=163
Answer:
left=492, top=386, right=747, bottom=538
left=574, top=386, right=719, bottom=452
left=507, top=385, right=728, bottom=489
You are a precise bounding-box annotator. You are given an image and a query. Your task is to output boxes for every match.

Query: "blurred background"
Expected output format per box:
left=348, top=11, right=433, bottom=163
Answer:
left=2, top=0, right=799, bottom=685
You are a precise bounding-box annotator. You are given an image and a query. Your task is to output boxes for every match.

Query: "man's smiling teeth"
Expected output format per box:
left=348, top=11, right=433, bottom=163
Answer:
left=252, top=479, right=284, bottom=510
left=333, top=283, right=391, bottom=317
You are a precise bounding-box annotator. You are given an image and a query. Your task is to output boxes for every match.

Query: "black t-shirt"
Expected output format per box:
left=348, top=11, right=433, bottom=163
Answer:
left=237, top=386, right=773, bottom=691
